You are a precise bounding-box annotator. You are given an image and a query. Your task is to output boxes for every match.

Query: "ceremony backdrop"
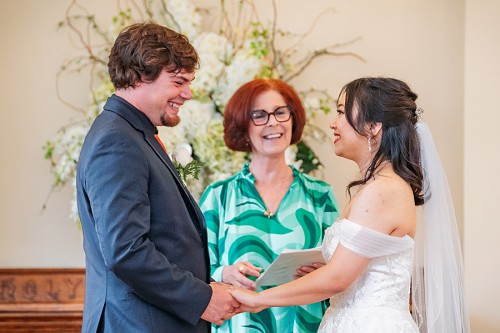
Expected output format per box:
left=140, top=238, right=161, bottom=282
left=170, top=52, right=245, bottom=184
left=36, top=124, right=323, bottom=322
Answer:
left=0, top=0, right=498, bottom=332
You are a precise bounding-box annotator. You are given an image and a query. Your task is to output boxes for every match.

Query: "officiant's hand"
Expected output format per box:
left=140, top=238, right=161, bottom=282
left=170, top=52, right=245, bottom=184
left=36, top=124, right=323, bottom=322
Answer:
left=222, top=262, right=262, bottom=291
left=294, top=262, right=325, bottom=279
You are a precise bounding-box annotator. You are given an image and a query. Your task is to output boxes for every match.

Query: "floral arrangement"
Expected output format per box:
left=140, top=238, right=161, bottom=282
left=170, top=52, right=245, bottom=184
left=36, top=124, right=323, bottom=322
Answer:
left=44, top=0, right=361, bottom=222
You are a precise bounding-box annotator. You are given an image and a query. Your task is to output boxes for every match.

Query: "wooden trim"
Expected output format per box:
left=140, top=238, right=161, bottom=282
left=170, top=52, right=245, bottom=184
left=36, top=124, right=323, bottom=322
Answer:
left=0, top=268, right=85, bottom=332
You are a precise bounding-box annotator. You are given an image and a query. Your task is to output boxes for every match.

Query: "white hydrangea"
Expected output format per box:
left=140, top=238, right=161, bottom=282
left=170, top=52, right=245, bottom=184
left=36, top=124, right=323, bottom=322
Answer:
left=158, top=123, right=186, bottom=153
left=190, top=32, right=231, bottom=98
left=166, top=0, right=201, bottom=39
left=285, top=146, right=302, bottom=170
left=303, top=95, right=320, bottom=111
left=159, top=99, right=216, bottom=147
left=192, top=118, right=247, bottom=184
left=213, top=48, right=262, bottom=108
left=69, top=178, right=79, bottom=223
left=51, top=123, right=89, bottom=184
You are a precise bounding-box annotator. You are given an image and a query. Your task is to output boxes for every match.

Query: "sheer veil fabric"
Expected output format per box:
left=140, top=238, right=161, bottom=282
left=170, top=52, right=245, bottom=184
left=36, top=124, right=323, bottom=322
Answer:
left=412, top=122, right=470, bottom=333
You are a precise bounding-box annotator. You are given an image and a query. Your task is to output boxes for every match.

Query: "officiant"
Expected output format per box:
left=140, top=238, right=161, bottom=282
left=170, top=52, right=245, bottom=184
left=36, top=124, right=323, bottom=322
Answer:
left=199, top=78, right=340, bottom=333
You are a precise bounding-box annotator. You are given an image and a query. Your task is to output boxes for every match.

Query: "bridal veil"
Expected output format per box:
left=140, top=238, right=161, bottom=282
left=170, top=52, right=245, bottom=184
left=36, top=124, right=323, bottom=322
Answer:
left=412, top=122, right=470, bottom=333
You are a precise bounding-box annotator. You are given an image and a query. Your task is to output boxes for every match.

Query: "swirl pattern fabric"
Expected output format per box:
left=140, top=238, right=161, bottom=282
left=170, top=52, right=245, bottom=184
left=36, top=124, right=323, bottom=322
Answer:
left=319, top=219, right=418, bottom=333
left=200, top=164, right=340, bottom=333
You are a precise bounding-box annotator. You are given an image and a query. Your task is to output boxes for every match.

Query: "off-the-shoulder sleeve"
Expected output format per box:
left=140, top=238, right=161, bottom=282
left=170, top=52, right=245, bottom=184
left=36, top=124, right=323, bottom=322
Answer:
left=339, top=219, right=414, bottom=259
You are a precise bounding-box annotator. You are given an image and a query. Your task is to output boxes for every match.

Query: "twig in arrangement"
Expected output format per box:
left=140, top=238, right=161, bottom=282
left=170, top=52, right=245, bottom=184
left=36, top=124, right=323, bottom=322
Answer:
left=269, top=0, right=278, bottom=76
left=285, top=44, right=365, bottom=82
left=63, top=2, right=107, bottom=66
left=281, top=7, right=336, bottom=57
left=56, top=65, right=86, bottom=114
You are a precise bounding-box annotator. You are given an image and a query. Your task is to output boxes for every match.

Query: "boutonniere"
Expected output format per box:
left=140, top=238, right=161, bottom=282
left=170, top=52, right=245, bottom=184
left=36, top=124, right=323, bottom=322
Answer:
left=171, top=143, right=203, bottom=184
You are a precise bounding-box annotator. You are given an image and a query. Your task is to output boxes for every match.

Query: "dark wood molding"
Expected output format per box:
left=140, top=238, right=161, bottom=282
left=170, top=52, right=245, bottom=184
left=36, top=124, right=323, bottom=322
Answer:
left=0, top=268, right=85, bottom=332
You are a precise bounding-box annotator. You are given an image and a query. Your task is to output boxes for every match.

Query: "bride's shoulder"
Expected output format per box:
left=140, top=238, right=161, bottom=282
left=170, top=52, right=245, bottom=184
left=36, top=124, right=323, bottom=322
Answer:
left=348, top=176, right=414, bottom=233
left=364, top=173, right=412, bottom=201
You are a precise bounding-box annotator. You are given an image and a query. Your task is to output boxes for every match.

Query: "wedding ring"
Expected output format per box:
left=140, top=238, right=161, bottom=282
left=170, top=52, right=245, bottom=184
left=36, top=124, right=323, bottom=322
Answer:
left=239, top=265, right=244, bottom=272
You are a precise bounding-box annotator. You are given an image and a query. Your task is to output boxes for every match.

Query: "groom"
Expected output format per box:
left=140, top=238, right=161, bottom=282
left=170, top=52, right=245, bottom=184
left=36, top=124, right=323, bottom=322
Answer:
left=76, top=23, right=239, bottom=332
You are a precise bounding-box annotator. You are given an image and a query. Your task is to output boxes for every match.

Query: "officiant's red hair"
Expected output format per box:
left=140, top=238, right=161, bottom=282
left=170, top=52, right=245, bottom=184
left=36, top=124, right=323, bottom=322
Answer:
left=223, top=78, right=306, bottom=152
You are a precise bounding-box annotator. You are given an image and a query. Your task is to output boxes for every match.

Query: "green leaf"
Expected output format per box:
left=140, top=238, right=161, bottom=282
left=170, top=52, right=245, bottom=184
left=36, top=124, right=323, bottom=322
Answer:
left=43, top=141, right=55, bottom=159
left=172, top=159, right=204, bottom=184
left=296, top=141, right=322, bottom=174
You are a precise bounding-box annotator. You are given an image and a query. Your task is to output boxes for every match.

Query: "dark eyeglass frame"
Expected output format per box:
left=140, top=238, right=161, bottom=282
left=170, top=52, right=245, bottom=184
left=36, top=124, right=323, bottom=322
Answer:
left=249, top=105, right=292, bottom=126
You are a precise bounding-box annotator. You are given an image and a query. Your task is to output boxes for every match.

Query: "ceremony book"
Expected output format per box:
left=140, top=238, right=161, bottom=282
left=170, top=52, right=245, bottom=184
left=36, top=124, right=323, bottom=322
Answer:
left=256, top=247, right=325, bottom=287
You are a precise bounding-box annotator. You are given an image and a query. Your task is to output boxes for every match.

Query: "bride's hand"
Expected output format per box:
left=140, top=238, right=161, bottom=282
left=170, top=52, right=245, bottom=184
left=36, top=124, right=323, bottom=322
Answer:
left=229, top=287, right=267, bottom=313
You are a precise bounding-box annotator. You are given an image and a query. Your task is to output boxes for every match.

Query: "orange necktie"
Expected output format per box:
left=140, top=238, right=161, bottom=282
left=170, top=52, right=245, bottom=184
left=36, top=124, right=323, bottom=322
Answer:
left=154, top=134, right=167, bottom=153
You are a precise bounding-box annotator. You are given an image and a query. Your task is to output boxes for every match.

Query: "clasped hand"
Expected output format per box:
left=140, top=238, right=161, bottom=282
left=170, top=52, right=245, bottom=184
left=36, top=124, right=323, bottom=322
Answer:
left=203, top=261, right=325, bottom=322
left=225, top=261, right=325, bottom=314
left=228, top=286, right=265, bottom=313
left=201, top=282, right=240, bottom=326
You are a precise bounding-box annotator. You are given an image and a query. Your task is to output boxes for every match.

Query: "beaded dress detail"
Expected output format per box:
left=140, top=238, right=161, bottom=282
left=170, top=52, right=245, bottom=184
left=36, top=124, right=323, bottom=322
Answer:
left=319, top=219, right=419, bottom=332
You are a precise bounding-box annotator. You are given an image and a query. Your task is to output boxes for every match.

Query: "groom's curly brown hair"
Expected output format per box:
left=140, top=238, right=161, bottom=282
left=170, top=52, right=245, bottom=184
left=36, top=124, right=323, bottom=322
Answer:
left=108, top=22, right=199, bottom=89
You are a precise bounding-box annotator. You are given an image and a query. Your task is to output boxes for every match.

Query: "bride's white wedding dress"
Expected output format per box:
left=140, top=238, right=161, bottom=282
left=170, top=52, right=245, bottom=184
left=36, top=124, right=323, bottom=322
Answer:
left=318, top=219, right=419, bottom=332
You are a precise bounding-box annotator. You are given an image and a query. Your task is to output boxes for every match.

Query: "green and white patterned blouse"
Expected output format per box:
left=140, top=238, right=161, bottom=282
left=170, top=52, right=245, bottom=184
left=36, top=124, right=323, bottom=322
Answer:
left=199, top=164, right=340, bottom=333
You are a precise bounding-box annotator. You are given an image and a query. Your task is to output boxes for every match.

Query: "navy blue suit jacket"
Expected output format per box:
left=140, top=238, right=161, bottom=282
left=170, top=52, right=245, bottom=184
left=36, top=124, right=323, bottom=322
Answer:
left=77, top=95, right=212, bottom=332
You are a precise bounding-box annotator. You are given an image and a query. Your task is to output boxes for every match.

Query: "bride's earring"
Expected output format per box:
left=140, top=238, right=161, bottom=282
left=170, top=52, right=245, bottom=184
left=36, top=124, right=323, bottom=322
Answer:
left=368, top=135, right=372, bottom=152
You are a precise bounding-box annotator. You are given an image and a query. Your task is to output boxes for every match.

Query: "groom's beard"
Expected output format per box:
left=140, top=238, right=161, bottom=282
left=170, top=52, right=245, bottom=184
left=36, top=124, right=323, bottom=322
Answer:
left=161, top=113, right=180, bottom=127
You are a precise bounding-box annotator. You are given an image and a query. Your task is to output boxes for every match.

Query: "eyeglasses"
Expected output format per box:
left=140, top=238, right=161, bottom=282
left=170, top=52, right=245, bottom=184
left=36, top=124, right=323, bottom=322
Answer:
left=249, top=106, right=292, bottom=126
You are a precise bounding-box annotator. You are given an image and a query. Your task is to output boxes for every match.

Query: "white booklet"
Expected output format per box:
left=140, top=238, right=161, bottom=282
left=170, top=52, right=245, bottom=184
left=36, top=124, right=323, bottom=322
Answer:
left=256, top=247, right=325, bottom=287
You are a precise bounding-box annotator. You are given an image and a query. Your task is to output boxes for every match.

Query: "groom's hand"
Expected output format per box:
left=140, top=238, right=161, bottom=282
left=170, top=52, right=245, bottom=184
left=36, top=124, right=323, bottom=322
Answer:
left=201, top=282, right=240, bottom=325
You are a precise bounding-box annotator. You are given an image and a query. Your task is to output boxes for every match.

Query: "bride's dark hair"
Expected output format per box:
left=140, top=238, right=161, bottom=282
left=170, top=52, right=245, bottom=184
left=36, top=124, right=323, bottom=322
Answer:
left=341, top=77, right=424, bottom=205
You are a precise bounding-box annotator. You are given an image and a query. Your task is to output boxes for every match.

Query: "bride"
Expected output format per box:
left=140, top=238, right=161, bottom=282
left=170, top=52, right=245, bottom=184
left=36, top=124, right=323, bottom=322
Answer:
left=229, top=77, right=470, bottom=333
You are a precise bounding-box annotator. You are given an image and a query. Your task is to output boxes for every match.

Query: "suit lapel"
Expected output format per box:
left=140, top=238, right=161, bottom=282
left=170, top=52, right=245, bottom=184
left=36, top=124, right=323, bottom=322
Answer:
left=146, top=135, right=207, bottom=229
left=103, top=95, right=207, bottom=234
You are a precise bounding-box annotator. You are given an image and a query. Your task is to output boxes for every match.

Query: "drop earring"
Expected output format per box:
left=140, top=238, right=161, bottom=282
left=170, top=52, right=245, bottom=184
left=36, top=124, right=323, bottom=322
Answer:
left=368, top=135, right=372, bottom=152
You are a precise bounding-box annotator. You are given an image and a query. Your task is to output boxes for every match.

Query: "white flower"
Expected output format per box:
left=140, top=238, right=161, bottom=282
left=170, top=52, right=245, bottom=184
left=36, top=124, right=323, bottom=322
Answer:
left=304, top=95, right=320, bottom=109
left=190, top=32, right=231, bottom=97
left=171, top=143, right=194, bottom=166
left=69, top=178, right=79, bottom=223
left=166, top=0, right=201, bottom=38
left=158, top=99, right=216, bottom=151
left=285, top=146, right=302, bottom=170
left=303, top=96, right=322, bottom=118
left=213, top=49, right=262, bottom=108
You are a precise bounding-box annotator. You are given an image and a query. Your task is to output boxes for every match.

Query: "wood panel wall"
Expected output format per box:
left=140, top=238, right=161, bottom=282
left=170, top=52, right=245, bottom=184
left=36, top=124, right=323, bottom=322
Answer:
left=0, top=268, right=84, bottom=332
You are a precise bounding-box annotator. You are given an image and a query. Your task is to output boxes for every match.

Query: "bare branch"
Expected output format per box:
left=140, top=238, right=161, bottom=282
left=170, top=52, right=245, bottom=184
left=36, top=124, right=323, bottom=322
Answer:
left=56, top=60, right=89, bottom=115
left=269, top=0, right=279, bottom=76
left=284, top=7, right=336, bottom=56
left=284, top=49, right=365, bottom=82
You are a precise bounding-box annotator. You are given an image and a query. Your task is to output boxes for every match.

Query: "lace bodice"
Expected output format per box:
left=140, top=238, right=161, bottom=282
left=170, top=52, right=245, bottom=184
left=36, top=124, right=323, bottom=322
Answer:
left=319, top=219, right=419, bottom=332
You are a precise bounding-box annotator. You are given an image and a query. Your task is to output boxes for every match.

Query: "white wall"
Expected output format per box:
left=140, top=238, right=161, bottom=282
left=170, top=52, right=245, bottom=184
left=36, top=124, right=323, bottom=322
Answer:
left=464, top=0, right=500, bottom=332
left=0, top=0, right=497, bottom=331
left=0, top=0, right=86, bottom=267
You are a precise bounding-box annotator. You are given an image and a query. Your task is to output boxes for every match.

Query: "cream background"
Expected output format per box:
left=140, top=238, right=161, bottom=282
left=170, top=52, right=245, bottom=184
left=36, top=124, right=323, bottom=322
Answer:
left=0, top=0, right=497, bottom=332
